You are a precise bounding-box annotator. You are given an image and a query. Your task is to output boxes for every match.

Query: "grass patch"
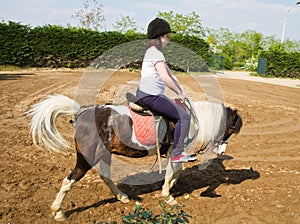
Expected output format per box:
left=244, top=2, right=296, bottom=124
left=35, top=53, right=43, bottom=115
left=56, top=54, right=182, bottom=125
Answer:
left=250, top=72, right=300, bottom=80
left=250, top=72, right=277, bottom=78
left=0, top=65, right=23, bottom=71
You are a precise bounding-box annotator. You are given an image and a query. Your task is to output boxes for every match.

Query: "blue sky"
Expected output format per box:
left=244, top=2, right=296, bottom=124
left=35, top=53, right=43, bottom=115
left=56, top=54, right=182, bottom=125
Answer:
left=1, top=0, right=300, bottom=40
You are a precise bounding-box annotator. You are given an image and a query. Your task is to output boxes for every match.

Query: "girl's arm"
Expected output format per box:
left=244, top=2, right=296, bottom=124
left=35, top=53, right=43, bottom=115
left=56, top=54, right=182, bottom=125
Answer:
left=155, top=61, right=187, bottom=100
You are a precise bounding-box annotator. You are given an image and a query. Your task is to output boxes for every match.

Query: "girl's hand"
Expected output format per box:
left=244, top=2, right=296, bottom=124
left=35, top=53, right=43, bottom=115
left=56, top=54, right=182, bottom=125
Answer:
left=178, top=92, right=187, bottom=102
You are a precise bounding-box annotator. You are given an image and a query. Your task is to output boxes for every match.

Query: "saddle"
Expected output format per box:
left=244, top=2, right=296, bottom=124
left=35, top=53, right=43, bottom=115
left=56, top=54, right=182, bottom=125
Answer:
left=125, top=93, right=173, bottom=146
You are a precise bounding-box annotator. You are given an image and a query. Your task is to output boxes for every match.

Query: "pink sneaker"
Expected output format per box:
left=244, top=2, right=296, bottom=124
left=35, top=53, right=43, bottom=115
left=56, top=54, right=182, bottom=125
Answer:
left=172, top=153, right=188, bottom=163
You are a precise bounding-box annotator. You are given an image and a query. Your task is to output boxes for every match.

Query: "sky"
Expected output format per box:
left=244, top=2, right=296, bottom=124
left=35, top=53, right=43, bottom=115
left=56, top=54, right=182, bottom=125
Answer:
left=1, top=0, right=300, bottom=40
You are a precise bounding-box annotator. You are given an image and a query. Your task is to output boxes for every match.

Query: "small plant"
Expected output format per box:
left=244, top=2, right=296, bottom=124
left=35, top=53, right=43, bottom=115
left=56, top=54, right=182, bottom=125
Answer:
left=120, top=201, right=191, bottom=224
left=98, top=201, right=192, bottom=224
left=120, top=202, right=155, bottom=223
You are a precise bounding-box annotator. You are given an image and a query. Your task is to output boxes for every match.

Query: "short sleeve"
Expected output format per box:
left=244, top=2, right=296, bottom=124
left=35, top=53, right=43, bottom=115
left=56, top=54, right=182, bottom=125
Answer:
left=143, top=46, right=165, bottom=65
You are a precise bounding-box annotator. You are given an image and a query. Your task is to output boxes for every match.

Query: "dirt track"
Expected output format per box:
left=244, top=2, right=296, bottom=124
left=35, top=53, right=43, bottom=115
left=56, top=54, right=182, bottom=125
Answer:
left=0, top=69, right=299, bottom=224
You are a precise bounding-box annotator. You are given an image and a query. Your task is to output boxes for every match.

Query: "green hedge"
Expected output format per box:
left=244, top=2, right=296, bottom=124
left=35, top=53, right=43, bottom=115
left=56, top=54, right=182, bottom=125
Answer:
left=0, top=21, right=31, bottom=66
left=260, top=50, right=300, bottom=78
left=0, top=21, right=210, bottom=70
left=167, top=34, right=209, bottom=72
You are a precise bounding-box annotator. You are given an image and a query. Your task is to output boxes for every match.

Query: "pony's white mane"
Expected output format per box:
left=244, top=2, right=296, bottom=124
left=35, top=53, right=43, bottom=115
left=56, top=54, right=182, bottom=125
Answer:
left=27, top=95, right=80, bottom=153
left=191, top=101, right=225, bottom=146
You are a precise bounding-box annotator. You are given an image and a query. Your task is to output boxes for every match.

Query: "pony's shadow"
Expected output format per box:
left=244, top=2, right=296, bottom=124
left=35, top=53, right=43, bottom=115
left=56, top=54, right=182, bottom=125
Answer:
left=173, top=155, right=260, bottom=198
left=65, top=155, right=260, bottom=218
left=65, top=198, right=118, bottom=218
left=118, top=155, right=260, bottom=199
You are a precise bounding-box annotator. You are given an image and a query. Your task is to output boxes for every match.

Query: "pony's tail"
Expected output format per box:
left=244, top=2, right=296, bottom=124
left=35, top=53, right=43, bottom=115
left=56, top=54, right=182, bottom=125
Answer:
left=27, top=94, right=80, bottom=153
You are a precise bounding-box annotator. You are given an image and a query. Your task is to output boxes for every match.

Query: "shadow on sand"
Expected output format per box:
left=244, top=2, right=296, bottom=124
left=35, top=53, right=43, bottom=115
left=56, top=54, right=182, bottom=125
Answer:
left=0, top=73, right=35, bottom=80
left=118, top=155, right=260, bottom=199
left=64, top=155, right=260, bottom=218
left=173, top=155, right=260, bottom=198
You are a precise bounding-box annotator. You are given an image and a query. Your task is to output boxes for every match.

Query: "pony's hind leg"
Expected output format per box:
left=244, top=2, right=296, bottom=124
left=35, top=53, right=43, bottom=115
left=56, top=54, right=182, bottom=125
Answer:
left=100, top=175, right=130, bottom=203
left=50, top=177, right=75, bottom=221
left=99, top=153, right=130, bottom=203
left=50, top=151, right=92, bottom=221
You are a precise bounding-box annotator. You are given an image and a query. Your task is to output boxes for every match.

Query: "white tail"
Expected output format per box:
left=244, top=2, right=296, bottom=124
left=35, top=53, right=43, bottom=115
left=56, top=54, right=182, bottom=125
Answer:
left=27, top=95, right=80, bottom=153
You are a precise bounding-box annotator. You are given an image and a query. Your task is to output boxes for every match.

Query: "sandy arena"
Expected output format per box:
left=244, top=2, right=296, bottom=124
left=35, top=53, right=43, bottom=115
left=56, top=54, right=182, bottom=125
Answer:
left=0, top=69, right=299, bottom=223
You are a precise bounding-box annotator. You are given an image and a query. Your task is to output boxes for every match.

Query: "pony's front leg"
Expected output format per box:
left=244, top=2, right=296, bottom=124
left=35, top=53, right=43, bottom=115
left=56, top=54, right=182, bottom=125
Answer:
left=162, top=157, right=182, bottom=198
left=99, top=157, right=130, bottom=203
left=50, top=177, right=75, bottom=221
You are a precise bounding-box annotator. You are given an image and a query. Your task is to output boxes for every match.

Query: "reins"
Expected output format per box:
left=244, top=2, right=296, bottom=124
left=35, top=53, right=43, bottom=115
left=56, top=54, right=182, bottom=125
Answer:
left=194, top=142, right=210, bottom=156
left=183, top=98, right=199, bottom=125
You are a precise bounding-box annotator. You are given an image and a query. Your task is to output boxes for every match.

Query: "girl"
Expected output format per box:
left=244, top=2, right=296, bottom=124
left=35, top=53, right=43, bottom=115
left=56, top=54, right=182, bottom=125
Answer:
left=136, top=18, right=195, bottom=163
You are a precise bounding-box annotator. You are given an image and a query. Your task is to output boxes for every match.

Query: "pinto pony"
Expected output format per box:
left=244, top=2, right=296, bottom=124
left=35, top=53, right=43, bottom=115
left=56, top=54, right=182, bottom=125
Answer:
left=28, top=94, right=242, bottom=221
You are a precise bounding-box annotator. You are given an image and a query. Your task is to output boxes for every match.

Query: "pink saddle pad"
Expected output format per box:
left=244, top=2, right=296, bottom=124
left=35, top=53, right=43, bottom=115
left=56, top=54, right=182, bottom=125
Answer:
left=129, top=108, right=156, bottom=146
left=128, top=99, right=185, bottom=146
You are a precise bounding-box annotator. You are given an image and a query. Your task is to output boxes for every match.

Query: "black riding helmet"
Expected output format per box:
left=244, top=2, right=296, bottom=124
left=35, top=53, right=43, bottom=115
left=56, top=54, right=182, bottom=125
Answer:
left=147, top=18, right=176, bottom=39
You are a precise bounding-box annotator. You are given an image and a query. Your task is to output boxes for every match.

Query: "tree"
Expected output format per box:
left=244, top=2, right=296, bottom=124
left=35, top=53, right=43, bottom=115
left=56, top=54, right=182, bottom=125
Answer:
left=279, top=39, right=300, bottom=52
left=72, top=0, right=105, bottom=30
left=260, top=35, right=280, bottom=51
left=206, top=28, right=236, bottom=47
left=157, top=11, right=206, bottom=38
left=207, top=28, right=262, bottom=69
left=239, top=30, right=263, bottom=58
left=113, top=15, right=138, bottom=34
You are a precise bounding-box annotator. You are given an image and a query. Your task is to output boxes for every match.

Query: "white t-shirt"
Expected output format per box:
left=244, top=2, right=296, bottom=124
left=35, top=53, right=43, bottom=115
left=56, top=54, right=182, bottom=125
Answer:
left=139, top=46, right=166, bottom=95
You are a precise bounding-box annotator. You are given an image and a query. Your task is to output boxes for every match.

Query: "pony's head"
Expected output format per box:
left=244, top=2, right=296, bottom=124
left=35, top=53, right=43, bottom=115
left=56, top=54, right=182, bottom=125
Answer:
left=223, top=107, right=243, bottom=142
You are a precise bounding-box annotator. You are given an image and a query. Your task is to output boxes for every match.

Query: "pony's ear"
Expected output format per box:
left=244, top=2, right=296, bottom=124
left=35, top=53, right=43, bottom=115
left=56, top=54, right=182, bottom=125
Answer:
left=234, top=113, right=243, bottom=134
left=232, top=109, right=238, bottom=120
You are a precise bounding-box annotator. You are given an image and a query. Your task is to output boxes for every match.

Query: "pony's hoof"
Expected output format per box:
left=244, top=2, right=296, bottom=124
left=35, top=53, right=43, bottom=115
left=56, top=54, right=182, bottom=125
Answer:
left=161, top=189, right=169, bottom=197
left=166, top=196, right=177, bottom=206
left=121, top=197, right=130, bottom=204
left=117, top=194, right=130, bottom=203
left=52, top=209, right=66, bottom=222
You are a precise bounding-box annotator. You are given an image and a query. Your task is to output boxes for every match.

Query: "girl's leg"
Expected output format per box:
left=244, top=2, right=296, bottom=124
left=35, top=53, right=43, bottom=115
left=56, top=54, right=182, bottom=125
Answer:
left=139, top=95, right=190, bottom=156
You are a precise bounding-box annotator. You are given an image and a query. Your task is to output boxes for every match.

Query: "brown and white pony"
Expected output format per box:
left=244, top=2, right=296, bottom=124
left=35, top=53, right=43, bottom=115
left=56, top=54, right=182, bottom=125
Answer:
left=28, top=94, right=242, bottom=221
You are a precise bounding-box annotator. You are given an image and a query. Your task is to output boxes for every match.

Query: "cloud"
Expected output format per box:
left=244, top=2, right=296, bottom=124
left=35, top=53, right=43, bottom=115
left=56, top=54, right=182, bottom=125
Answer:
left=0, top=0, right=299, bottom=39
left=171, top=0, right=300, bottom=39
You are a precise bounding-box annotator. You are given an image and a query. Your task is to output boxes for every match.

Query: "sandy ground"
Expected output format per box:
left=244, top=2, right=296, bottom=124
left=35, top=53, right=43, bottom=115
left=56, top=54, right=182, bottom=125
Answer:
left=218, top=71, right=300, bottom=88
left=0, top=69, right=299, bottom=224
